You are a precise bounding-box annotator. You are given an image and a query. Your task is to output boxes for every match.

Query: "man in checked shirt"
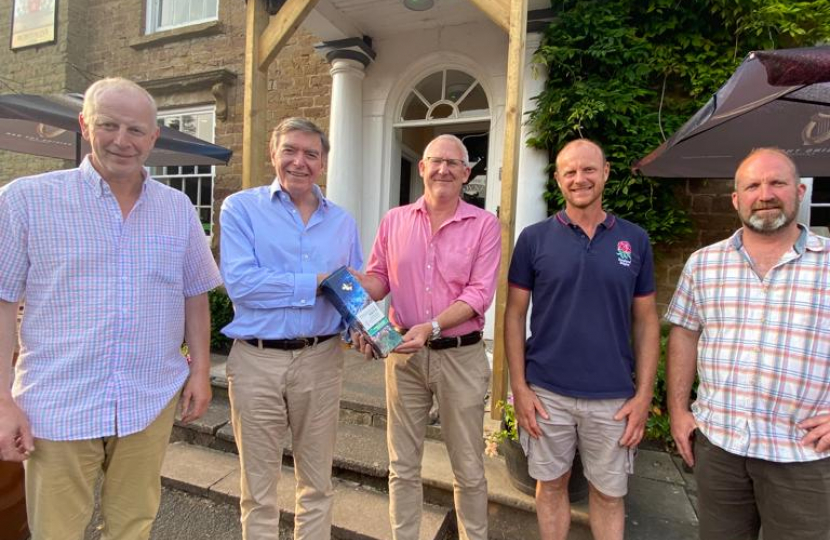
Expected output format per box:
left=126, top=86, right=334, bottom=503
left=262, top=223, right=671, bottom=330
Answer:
left=666, top=148, right=830, bottom=540
left=0, top=77, right=221, bottom=539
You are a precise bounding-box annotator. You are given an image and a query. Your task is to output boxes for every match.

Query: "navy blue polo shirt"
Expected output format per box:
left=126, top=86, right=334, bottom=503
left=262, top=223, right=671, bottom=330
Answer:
left=508, top=211, right=655, bottom=399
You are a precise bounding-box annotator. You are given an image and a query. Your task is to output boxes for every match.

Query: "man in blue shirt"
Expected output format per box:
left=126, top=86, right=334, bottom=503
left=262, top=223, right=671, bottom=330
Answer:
left=219, top=117, right=362, bottom=540
left=504, top=139, right=660, bottom=540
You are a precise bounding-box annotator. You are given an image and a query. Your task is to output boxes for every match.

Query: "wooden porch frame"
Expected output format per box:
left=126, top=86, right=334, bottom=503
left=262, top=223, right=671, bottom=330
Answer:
left=242, top=0, right=527, bottom=419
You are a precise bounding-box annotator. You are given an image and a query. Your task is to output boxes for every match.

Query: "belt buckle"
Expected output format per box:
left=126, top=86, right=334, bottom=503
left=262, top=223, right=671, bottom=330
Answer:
left=303, top=336, right=318, bottom=348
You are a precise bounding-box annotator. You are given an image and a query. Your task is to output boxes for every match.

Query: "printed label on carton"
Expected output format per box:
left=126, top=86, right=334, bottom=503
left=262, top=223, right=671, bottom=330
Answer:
left=356, top=302, right=385, bottom=335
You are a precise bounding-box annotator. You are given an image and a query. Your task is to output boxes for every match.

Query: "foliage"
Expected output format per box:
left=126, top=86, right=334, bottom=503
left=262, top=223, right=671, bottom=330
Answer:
left=647, top=325, right=699, bottom=449
left=209, top=287, right=234, bottom=353
left=529, top=0, right=830, bottom=245
left=485, top=398, right=518, bottom=457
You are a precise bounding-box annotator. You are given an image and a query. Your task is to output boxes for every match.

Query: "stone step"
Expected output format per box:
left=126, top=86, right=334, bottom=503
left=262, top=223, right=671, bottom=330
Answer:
left=173, top=407, right=584, bottom=539
left=209, top=352, right=446, bottom=440
left=161, top=441, right=452, bottom=540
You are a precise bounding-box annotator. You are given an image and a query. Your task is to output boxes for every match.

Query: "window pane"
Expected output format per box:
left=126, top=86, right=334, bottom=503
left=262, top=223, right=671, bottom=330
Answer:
left=184, top=178, right=198, bottom=204
left=810, top=206, right=830, bottom=228
left=415, top=72, right=443, bottom=104
left=200, top=208, right=212, bottom=234
left=182, top=165, right=195, bottom=175
left=402, top=93, right=428, bottom=121
left=812, top=178, right=830, bottom=203
left=445, top=70, right=475, bottom=102
left=200, top=179, right=212, bottom=206
left=430, top=103, right=454, bottom=120
left=169, top=177, right=183, bottom=191
left=458, top=83, right=488, bottom=116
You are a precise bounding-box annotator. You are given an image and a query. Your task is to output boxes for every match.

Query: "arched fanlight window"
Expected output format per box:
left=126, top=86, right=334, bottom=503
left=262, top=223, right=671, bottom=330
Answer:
left=399, top=69, right=489, bottom=123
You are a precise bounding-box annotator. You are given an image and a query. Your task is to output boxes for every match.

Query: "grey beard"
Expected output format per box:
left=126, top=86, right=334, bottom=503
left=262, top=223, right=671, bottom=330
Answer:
left=745, top=210, right=791, bottom=234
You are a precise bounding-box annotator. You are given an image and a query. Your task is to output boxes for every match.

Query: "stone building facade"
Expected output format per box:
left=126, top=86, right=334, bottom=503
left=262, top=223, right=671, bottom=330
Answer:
left=0, top=0, right=333, bottom=245
left=0, top=0, right=747, bottom=306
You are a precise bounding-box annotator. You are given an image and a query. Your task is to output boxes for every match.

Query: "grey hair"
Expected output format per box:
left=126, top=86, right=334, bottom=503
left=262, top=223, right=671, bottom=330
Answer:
left=270, top=117, right=330, bottom=155
left=82, top=77, right=157, bottom=123
left=423, top=134, right=469, bottom=165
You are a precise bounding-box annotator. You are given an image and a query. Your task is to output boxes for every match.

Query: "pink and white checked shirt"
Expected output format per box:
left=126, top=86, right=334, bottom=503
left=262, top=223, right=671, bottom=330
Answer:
left=366, top=197, right=500, bottom=337
left=0, top=159, right=222, bottom=441
left=665, top=227, right=830, bottom=462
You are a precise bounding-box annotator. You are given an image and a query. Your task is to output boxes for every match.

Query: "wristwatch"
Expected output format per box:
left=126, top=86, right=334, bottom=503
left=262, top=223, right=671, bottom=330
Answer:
left=430, top=319, right=441, bottom=341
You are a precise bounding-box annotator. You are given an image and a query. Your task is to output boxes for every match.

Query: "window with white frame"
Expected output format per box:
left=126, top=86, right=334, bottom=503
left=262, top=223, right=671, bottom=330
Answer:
left=151, top=107, right=216, bottom=236
left=798, top=177, right=830, bottom=236
left=146, top=0, right=218, bottom=34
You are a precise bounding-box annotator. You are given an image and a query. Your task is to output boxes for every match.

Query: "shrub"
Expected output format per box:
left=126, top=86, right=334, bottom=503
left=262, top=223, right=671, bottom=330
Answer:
left=209, top=287, right=234, bottom=354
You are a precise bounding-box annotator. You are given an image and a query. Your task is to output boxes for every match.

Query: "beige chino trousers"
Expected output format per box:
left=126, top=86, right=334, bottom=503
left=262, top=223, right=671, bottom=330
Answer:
left=385, top=342, right=490, bottom=540
left=24, top=395, right=179, bottom=540
left=227, top=338, right=344, bottom=540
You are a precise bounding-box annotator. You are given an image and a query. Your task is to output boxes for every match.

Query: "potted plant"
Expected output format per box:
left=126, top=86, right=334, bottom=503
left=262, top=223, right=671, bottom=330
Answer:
left=486, top=397, right=588, bottom=502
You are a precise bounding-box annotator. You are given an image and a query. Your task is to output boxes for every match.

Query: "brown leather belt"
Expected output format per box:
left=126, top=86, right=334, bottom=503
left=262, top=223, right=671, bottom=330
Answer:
left=395, top=329, right=483, bottom=350
left=244, top=334, right=338, bottom=350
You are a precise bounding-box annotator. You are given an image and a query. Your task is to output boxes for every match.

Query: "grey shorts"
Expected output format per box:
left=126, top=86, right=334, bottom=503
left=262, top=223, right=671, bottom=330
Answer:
left=519, top=385, right=636, bottom=498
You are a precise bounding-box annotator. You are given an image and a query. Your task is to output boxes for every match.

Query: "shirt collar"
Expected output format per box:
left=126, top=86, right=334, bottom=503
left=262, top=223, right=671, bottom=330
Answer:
left=413, top=196, right=476, bottom=221
left=269, top=177, right=329, bottom=210
left=555, top=209, right=615, bottom=230
left=78, top=156, right=149, bottom=198
left=730, top=224, right=822, bottom=255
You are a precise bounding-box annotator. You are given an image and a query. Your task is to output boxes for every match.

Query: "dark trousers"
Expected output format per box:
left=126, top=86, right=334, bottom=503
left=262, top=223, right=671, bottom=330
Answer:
left=695, top=432, right=830, bottom=540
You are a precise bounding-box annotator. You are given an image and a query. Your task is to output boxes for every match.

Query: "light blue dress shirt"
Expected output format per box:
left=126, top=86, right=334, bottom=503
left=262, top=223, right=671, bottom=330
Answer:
left=219, top=179, right=363, bottom=339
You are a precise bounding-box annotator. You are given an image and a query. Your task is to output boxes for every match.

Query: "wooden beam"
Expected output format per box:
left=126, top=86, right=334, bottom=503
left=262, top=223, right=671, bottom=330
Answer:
left=242, top=0, right=270, bottom=189
left=258, top=0, right=320, bottom=71
left=465, top=0, right=510, bottom=32
left=491, top=0, right=527, bottom=419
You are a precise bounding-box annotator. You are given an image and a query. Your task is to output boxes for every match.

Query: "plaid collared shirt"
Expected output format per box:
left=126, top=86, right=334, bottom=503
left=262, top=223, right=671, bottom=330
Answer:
left=0, top=158, right=222, bottom=441
left=665, top=226, right=830, bottom=462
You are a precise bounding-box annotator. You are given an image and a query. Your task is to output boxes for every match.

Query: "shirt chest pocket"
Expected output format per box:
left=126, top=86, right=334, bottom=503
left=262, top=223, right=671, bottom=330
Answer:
left=140, top=235, right=186, bottom=287
left=438, top=246, right=475, bottom=286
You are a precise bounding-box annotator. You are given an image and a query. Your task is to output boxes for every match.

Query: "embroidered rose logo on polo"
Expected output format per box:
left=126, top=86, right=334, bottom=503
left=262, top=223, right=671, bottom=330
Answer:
left=616, top=240, right=632, bottom=267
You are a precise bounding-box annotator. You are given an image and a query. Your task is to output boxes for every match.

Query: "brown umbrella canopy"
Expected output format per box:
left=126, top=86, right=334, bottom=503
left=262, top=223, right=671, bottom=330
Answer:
left=0, top=93, right=232, bottom=166
left=634, top=46, right=830, bottom=178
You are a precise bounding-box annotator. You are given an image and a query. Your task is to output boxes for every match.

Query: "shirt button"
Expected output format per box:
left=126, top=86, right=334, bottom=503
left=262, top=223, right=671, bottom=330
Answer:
left=427, top=265, right=431, bottom=269
left=300, top=299, right=307, bottom=304
left=303, top=254, right=309, bottom=259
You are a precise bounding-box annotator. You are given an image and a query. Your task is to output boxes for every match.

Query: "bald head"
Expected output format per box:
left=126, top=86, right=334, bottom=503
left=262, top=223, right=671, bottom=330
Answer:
left=555, top=139, right=606, bottom=172
left=735, top=148, right=799, bottom=190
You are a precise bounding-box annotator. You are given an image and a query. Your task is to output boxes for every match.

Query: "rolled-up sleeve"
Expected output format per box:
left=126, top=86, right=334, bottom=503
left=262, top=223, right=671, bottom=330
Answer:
left=456, top=213, right=501, bottom=315
left=220, top=194, right=318, bottom=309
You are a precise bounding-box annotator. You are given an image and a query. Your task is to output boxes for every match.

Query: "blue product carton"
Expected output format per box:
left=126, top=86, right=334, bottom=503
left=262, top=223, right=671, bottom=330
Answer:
left=320, top=266, right=404, bottom=357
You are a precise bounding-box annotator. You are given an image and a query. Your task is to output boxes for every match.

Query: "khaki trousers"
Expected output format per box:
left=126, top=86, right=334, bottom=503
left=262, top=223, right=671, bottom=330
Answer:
left=24, top=395, right=179, bottom=540
left=227, top=338, right=344, bottom=540
left=386, top=342, right=490, bottom=540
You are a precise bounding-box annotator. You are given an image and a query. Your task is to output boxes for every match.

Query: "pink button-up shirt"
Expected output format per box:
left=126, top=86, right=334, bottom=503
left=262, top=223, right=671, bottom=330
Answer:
left=366, top=197, right=500, bottom=337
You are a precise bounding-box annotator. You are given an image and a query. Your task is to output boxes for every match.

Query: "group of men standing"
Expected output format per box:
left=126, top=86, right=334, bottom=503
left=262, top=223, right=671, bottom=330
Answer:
left=0, top=75, right=827, bottom=540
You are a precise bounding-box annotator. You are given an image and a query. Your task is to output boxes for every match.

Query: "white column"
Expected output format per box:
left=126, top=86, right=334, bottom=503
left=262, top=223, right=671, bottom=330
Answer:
left=515, top=32, right=549, bottom=238
left=326, top=58, right=366, bottom=220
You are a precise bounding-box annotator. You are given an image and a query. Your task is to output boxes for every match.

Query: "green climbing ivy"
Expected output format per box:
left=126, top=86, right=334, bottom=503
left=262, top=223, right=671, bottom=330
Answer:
left=529, top=0, right=830, bottom=245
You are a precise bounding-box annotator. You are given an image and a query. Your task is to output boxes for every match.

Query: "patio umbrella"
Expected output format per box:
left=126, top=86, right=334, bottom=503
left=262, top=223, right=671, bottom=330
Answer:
left=633, top=46, right=830, bottom=178
left=0, top=93, right=232, bottom=166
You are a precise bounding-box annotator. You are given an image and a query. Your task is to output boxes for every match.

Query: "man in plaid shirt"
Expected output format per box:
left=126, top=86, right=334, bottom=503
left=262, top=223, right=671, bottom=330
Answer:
left=666, top=148, right=830, bottom=540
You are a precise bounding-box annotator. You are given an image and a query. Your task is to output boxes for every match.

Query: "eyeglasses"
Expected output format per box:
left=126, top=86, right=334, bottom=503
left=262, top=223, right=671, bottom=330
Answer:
left=424, top=156, right=467, bottom=170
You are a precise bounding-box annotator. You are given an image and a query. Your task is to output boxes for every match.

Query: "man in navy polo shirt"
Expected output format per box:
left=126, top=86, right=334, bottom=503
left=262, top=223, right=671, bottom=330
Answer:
left=504, top=139, right=660, bottom=540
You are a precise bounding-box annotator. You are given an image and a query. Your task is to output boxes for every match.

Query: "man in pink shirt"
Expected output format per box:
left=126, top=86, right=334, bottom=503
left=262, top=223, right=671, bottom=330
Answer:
left=356, top=134, right=500, bottom=540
